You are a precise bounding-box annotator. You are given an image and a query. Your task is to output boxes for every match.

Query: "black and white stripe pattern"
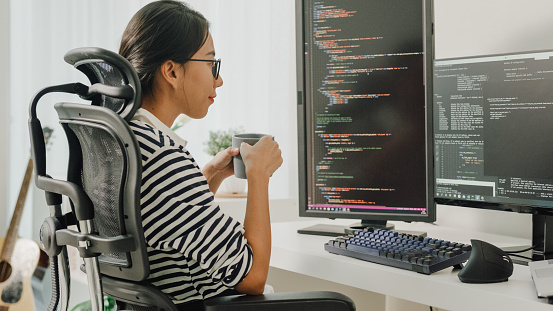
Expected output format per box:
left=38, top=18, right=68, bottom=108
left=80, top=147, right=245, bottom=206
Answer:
left=130, top=120, right=253, bottom=305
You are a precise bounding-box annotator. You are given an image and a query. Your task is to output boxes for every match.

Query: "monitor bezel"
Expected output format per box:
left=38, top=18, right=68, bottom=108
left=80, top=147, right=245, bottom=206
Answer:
left=296, top=0, right=436, bottom=224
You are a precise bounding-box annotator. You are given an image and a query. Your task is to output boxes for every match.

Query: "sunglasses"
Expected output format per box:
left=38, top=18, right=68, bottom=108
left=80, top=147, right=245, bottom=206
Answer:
left=188, top=58, right=221, bottom=79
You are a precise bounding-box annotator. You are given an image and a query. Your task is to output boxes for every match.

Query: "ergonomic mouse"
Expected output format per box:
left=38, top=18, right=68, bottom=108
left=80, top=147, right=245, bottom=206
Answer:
left=458, top=239, right=513, bottom=283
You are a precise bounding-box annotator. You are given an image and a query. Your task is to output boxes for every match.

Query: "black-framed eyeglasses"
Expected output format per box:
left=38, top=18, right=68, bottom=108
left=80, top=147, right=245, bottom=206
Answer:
left=189, top=58, right=221, bottom=80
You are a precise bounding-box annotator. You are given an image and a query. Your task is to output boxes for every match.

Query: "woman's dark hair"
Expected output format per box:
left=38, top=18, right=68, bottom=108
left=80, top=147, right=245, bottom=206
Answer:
left=119, top=0, right=210, bottom=97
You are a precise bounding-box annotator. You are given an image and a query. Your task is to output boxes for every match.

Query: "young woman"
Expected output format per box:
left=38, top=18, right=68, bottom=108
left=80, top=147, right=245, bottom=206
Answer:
left=119, top=1, right=283, bottom=309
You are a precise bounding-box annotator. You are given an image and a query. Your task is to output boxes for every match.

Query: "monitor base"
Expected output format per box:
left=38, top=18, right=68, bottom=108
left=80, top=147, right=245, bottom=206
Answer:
left=297, top=224, right=349, bottom=237
left=298, top=220, right=396, bottom=237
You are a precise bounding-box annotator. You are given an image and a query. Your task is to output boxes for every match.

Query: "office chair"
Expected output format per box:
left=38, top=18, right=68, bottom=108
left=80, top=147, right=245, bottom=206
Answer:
left=28, top=47, right=356, bottom=311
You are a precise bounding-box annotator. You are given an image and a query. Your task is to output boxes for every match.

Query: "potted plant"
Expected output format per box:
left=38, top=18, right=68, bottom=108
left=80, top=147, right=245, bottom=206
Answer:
left=204, top=127, right=247, bottom=195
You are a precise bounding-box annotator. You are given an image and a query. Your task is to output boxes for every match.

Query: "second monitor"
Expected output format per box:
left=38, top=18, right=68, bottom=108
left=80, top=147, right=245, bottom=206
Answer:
left=433, top=50, right=553, bottom=262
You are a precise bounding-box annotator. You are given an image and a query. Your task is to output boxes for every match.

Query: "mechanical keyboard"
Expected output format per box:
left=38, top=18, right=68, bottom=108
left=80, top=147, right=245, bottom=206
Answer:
left=325, top=228, right=472, bottom=274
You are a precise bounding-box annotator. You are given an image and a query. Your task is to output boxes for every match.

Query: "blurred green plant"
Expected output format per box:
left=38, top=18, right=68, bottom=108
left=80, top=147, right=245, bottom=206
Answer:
left=171, top=114, right=191, bottom=131
left=71, top=296, right=116, bottom=311
left=204, top=127, right=243, bottom=156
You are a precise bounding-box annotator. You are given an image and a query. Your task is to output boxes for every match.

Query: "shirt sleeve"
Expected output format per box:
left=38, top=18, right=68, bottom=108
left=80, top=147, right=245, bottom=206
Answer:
left=133, top=123, right=253, bottom=287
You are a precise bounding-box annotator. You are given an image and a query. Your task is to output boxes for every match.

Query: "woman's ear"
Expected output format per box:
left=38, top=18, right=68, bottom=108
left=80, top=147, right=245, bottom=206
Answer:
left=159, top=60, right=181, bottom=90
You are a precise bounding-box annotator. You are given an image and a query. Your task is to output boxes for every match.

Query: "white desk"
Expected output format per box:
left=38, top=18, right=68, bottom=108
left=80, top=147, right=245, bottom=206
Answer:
left=269, top=219, right=551, bottom=311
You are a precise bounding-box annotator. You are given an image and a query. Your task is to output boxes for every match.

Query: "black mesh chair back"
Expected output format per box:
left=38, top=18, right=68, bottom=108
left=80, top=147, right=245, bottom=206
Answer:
left=56, top=103, right=177, bottom=311
left=58, top=103, right=146, bottom=279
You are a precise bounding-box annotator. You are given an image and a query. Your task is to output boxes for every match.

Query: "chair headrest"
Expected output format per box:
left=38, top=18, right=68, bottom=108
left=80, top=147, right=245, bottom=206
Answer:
left=64, top=47, right=141, bottom=121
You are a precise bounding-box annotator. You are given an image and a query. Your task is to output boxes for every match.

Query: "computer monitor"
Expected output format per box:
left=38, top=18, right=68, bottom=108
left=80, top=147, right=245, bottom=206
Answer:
left=296, top=0, right=435, bottom=236
left=433, top=50, right=553, bottom=263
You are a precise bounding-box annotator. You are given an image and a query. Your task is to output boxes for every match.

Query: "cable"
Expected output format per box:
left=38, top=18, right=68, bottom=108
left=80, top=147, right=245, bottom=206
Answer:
left=505, top=241, right=544, bottom=254
left=508, top=253, right=533, bottom=261
left=47, top=255, right=60, bottom=311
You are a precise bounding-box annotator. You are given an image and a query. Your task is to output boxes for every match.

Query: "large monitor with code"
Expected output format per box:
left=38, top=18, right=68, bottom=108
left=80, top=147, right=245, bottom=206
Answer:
left=433, top=50, right=553, bottom=262
left=296, top=0, right=435, bottom=235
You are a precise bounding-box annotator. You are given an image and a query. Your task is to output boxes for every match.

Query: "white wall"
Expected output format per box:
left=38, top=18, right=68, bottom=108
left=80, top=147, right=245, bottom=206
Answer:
left=434, top=0, right=553, bottom=59
left=0, top=1, right=9, bottom=235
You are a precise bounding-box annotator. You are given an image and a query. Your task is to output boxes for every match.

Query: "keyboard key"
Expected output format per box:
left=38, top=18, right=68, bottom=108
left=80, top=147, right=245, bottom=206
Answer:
left=426, top=243, right=438, bottom=249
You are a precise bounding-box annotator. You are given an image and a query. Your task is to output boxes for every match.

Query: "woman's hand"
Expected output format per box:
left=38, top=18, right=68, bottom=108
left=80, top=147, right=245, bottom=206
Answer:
left=211, top=146, right=240, bottom=177
left=239, top=136, right=283, bottom=181
left=202, top=146, right=240, bottom=193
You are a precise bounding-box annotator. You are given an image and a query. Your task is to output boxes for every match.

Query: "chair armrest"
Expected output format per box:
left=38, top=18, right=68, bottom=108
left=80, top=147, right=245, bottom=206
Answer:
left=204, top=291, right=355, bottom=311
left=101, top=275, right=178, bottom=311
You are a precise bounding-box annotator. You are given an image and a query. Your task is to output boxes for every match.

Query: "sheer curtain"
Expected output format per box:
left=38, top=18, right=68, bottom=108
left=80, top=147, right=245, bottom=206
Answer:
left=9, top=0, right=297, bottom=240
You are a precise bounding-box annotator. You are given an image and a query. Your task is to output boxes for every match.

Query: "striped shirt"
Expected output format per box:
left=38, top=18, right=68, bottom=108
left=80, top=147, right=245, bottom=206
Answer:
left=129, top=109, right=253, bottom=305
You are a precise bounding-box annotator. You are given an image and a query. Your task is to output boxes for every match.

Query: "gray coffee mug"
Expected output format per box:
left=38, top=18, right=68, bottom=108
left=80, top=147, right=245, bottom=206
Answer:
left=232, top=133, right=273, bottom=179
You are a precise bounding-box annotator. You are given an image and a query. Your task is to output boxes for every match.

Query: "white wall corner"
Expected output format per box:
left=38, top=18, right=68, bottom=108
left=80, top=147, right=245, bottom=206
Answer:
left=0, top=0, right=10, bottom=234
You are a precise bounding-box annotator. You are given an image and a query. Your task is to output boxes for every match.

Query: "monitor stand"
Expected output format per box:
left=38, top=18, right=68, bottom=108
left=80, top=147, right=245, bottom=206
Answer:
left=297, top=219, right=395, bottom=237
left=502, top=212, right=553, bottom=266
left=344, top=220, right=395, bottom=234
